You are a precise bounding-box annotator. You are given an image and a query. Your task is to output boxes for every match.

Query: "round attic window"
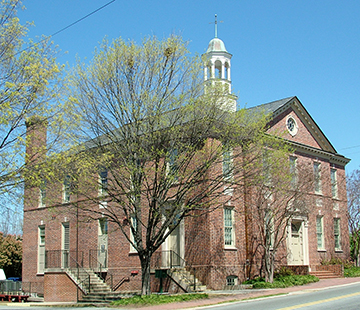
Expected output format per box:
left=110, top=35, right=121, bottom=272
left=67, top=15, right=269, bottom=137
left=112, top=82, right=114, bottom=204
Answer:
left=286, top=117, right=298, bottom=136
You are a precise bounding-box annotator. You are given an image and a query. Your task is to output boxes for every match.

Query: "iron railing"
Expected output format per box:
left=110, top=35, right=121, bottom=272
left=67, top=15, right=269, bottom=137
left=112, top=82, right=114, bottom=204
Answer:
left=151, top=250, right=185, bottom=269
left=88, top=249, right=115, bottom=291
left=0, top=280, right=22, bottom=294
left=22, top=281, right=44, bottom=297
left=151, top=250, right=198, bottom=292
left=45, top=250, right=84, bottom=269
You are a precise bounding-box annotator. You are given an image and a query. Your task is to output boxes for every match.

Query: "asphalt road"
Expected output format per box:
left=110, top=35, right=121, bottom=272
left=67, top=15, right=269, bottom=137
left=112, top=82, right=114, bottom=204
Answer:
left=200, top=282, right=360, bottom=310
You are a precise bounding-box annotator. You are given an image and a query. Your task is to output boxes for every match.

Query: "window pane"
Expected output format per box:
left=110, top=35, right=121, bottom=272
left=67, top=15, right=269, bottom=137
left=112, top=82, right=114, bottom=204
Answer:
left=334, top=218, right=341, bottom=250
left=224, top=208, right=234, bottom=246
left=314, top=163, right=321, bottom=193
left=331, top=169, right=338, bottom=198
left=316, top=217, right=323, bottom=249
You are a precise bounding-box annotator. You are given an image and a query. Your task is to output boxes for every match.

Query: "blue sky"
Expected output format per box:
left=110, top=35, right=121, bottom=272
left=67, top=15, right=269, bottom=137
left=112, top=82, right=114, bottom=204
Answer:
left=18, top=0, right=360, bottom=173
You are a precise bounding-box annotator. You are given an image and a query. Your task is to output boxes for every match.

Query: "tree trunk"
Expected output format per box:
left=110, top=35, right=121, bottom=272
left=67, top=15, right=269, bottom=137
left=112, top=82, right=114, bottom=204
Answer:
left=264, top=249, right=274, bottom=283
left=140, top=253, right=152, bottom=295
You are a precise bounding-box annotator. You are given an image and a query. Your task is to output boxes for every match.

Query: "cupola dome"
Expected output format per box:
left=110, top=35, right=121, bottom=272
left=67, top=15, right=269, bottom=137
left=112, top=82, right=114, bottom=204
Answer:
left=206, top=37, right=227, bottom=53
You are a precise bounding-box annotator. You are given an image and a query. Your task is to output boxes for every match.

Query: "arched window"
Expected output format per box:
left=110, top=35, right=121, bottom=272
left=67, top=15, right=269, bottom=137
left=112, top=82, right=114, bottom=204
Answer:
left=215, top=60, right=222, bottom=79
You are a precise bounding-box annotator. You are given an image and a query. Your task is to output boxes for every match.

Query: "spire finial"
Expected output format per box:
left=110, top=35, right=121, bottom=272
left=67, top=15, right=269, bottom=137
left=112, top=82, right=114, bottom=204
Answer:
left=215, top=14, right=218, bottom=38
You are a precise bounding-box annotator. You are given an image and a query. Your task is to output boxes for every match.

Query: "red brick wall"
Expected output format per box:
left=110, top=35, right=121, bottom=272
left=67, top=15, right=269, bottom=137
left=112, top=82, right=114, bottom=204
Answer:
left=44, top=272, right=78, bottom=302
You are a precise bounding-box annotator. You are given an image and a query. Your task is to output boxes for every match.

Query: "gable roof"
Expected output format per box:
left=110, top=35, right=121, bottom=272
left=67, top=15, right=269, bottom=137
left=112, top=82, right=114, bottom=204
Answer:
left=248, top=96, right=350, bottom=166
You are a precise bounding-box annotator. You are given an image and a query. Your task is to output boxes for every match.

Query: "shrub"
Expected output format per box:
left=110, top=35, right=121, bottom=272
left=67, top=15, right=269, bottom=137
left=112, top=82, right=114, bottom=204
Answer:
left=243, top=274, right=319, bottom=289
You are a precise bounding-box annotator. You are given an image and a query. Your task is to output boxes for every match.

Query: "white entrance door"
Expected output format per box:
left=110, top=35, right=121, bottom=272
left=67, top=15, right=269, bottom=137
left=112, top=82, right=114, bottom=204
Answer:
left=38, top=226, right=45, bottom=273
left=98, top=218, right=108, bottom=269
left=169, top=225, right=181, bottom=266
left=62, top=223, right=70, bottom=268
left=289, top=221, right=304, bottom=265
left=163, top=222, right=184, bottom=268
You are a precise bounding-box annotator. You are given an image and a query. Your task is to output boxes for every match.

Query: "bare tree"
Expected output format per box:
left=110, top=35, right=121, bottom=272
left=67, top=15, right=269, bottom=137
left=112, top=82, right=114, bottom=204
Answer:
left=63, top=35, right=279, bottom=295
left=347, top=169, right=360, bottom=266
left=245, top=147, right=313, bottom=283
left=0, top=0, right=76, bottom=233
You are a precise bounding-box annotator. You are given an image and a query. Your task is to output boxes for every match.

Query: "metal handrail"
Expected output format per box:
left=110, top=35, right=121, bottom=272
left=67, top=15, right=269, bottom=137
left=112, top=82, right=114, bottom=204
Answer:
left=45, top=250, right=84, bottom=269
left=45, top=250, right=90, bottom=295
left=151, top=250, right=197, bottom=291
left=88, top=249, right=114, bottom=291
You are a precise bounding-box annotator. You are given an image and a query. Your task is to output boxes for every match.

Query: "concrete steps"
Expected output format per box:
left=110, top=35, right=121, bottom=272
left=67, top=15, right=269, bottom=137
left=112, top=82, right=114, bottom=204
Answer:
left=170, top=268, right=207, bottom=292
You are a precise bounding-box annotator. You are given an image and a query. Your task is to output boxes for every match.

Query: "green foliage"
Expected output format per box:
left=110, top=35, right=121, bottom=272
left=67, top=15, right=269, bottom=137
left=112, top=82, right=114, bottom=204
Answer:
left=344, top=266, right=360, bottom=277
left=321, top=257, right=353, bottom=269
left=0, top=232, right=22, bottom=277
left=274, top=266, right=295, bottom=277
left=243, top=274, right=319, bottom=289
left=110, top=293, right=208, bottom=306
left=68, top=34, right=277, bottom=295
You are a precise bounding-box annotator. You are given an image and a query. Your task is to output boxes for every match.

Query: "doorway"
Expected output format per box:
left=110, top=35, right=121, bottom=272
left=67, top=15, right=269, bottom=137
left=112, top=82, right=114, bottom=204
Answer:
left=98, top=218, right=108, bottom=269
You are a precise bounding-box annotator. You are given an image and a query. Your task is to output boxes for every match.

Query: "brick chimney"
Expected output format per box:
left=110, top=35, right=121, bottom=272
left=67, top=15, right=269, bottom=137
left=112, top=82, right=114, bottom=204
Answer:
left=24, top=116, right=48, bottom=211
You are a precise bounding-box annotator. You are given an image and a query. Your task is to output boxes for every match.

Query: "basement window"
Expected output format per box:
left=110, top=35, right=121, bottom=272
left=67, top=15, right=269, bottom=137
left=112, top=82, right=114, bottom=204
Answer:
left=226, top=275, right=238, bottom=286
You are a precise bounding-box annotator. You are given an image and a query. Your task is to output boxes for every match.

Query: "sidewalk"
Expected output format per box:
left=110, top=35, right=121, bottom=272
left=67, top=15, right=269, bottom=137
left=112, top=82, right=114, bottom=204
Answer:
left=134, top=277, right=360, bottom=310
left=3, top=277, right=360, bottom=309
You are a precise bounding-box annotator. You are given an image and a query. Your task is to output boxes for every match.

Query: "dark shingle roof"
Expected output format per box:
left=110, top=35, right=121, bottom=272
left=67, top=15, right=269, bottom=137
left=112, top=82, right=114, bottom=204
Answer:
left=247, top=96, right=295, bottom=114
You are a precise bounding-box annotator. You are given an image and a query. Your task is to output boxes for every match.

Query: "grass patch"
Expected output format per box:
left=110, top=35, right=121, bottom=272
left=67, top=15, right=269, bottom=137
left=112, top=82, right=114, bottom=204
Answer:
left=243, top=274, right=319, bottom=289
left=344, top=266, right=360, bottom=277
left=110, top=293, right=208, bottom=306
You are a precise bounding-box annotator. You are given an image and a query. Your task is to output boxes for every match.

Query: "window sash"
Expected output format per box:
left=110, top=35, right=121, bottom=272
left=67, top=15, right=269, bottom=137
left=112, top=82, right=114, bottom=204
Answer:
left=63, top=175, right=71, bottom=202
left=314, top=163, right=321, bottom=193
left=316, top=216, right=323, bottom=249
left=224, top=208, right=234, bottom=246
left=334, top=218, right=341, bottom=250
left=99, top=169, right=108, bottom=196
left=331, top=169, right=338, bottom=198
left=222, top=150, right=233, bottom=180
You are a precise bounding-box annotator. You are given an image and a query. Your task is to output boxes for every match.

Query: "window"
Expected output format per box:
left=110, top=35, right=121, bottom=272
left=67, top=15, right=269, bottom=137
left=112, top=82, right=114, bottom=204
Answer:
left=222, top=149, right=233, bottom=180
left=39, top=179, right=46, bottom=208
left=63, top=175, right=71, bottom=203
left=226, top=275, right=238, bottom=286
left=334, top=218, right=341, bottom=251
left=167, top=149, right=178, bottom=182
left=313, top=163, right=321, bottom=194
left=38, top=226, right=45, bottom=274
left=99, top=168, right=108, bottom=196
left=316, top=216, right=324, bottom=250
left=330, top=169, right=338, bottom=198
left=130, top=215, right=138, bottom=253
left=289, top=156, right=297, bottom=189
left=99, top=218, right=108, bottom=235
left=224, top=207, right=235, bottom=247
left=62, top=223, right=70, bottom=268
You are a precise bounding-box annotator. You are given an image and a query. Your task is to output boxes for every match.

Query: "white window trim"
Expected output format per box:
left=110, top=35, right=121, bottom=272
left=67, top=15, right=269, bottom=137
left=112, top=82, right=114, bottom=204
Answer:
left=224, top=207, right=236, bottom=249
left=314, top=162, right=322, bottom=195
left=316, top=216, right=325, bottom=251
left=334, top=218, right=341, bottom=251
left=129, top=216, right=138, bottom=253
left=289, top=156, right=297, bottom=188
left=330, top=168, right=338, bottom=199
left=37, top=225, right=45, bottom=274
left=63, top=175, right=71, bottom=203
left=222, top=149, right=233, bottom=181
left=39, top=179, right=46, bottom=208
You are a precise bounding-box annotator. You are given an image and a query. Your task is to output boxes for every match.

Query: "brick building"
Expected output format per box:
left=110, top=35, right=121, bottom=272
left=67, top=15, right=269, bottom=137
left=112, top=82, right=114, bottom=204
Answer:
left=22, top=35, right=350, bottom=302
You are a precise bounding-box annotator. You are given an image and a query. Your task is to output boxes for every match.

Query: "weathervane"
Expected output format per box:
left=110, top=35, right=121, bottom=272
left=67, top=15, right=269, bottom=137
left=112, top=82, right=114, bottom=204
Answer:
left=210, top=14, right=223, bottom=38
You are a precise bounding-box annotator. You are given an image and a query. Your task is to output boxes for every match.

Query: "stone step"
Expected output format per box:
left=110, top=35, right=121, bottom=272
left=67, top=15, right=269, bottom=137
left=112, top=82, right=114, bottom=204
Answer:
left=309, top=271, right=339, bottom=279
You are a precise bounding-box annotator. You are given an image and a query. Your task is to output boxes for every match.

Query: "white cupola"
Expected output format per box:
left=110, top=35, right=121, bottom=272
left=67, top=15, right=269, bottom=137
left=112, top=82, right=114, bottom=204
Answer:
left=204, top=15, right=237, bottom=112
